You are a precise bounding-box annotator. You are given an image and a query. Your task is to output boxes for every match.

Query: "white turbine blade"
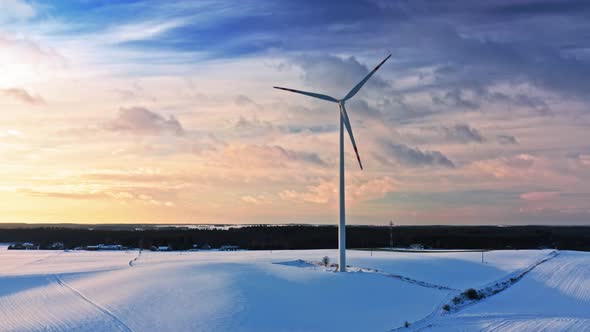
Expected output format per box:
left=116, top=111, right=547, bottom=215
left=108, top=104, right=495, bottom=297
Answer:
left=342, top=54, right=391, bottom=101
left=274, top=86, right=338, bottom=103
left=340, top=104, right=363, bottom=170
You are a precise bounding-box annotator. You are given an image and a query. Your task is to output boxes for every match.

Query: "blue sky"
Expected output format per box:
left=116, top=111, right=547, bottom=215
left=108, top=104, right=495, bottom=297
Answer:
left=0, top=0, right=589, bottom=225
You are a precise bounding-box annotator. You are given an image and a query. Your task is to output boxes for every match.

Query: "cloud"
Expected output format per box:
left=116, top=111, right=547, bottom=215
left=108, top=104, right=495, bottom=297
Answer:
left=497, top=135, right=519, bottom=145
left=279, top=181, right=334, bottom=204
left=223, top=144, right=326, bottom=168
left=0, top=0, right=36, bottom=22
left=292, top=54, right=389, bottom=97
left=0, top=88, right=44, bottom=105
left=0, top=33, right=66, bottom=67
left=470, top=154, right=541, bottom=180
left=102, top=17, right=190, bottom=44
left=4, top=1, right=590, bottom=225
left=432, top=89, right=479, bottom=110
left=348, top=176, right=396, bottom=203
left=440, top=124, right=485, bottom=143
left=379, top=142, right=455, bottom=168
left=484, top=92, right=550, bottom=114
left=80, top=169, right=172, bottom=183
left=241, top=194, right=272, bottom=205
left=520, top=191, right=560, bottom=201
left=279, top=176, right=395, bottom=205
left=105, top=107, right=184, bottom=136
left=234, top=115, right=274, bottom=135
left=568, top=153, right=590, bottom=169
left=18, top=188, right=107, bottom=200
left=234, top=95, right=260, bottom=108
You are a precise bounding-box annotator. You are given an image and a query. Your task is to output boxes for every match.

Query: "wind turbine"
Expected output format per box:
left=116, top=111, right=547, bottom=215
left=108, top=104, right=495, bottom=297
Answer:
left=274, top=54, right=391, bottom=272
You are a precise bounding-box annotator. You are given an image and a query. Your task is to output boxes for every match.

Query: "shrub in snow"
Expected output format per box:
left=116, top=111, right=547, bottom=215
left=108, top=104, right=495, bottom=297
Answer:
left=404, top=321, right=410, bottom=328
left=452, top=296, right=461, bottom=305
left=465, top=288, right=480, bottom=300
left=442, top=304, right=450, bottom=311
left=322, top=256, right=330, bottom=267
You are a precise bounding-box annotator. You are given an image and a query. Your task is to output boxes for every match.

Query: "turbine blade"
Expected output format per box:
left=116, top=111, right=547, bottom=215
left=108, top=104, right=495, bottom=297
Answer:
left=273, top=86, right=338, bottom=103
left=342, top=54, right=391, bottom=101
left=340, top=104, right=363, bottom=170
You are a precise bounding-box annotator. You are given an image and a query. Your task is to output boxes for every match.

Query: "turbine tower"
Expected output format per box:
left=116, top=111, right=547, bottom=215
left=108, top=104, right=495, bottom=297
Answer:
left=274, top=54, right=391, bottom=272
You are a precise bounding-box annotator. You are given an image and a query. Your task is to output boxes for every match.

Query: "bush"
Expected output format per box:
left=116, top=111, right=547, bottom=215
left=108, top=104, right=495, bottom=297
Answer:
left=404, top=321, right=410, bottom=328
left=465, top=288, right=480, bottom=300
left=452, top=296, right=461, bottom=305
left=322, top=256, right=330, bottom=267
left=442, top=304, right=450, bottom=311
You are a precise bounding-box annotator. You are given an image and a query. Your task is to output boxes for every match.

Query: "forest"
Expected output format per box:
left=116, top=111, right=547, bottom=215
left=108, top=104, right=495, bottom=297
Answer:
left=1, top=224, right=589, bottom=251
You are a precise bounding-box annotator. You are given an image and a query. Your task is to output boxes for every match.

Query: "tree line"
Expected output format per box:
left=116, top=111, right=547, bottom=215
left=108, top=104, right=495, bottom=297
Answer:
left=0, top=225, right=589, bottom=251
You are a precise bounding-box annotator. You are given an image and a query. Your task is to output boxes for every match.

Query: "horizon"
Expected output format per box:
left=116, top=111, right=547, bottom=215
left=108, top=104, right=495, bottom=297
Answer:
left=1, top=0, right=590, bottom=225
left=2, top=222, right=590, bottom=228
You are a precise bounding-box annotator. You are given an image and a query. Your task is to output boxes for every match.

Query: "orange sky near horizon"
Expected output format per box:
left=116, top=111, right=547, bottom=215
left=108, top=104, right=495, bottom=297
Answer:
left=1, top=0, right=589, bottom=225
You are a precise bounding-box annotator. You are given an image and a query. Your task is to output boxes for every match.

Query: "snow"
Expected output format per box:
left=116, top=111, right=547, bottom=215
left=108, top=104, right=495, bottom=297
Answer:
left=420, top=251, right=590, bottom=331
left=0, top=248, right=588, bottom=331
left=342, top=249, right=552, bottom=290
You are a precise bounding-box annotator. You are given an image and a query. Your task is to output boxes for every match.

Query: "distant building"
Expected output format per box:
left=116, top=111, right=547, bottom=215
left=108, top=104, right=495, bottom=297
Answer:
left=8, top=242, right=37, bottom=250
left=86, top=244, right=126, bottom=251
left=219, top=245, right=239, bottom=251
left=99, top=244, right=125, bottom=250
left=150, top=246, right=170, bottom=251
left=50, top=242, right=64, bottom=250
left=409, top=243, right=424, bottom=250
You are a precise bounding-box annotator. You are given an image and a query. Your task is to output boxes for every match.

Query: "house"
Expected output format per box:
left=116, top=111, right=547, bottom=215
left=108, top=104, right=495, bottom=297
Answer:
left=50, top=242, right=64, bottom=250
left=220, top=245, right=239, bottom=251
left=8, top=242, right=38, bottom=250
left=86, top=244, right=126, bottom=251
left=152, top=246, right=170, bottom=251
left=98, top=244, right=125, bottom=250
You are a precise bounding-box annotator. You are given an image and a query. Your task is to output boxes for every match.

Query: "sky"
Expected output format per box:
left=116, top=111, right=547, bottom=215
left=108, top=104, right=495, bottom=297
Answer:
left=0, top=0, right=589, bottom=225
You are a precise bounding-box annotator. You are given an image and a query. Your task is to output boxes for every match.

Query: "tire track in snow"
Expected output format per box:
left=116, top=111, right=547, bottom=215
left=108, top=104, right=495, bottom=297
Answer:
left=27, top=250, right=63, bottom=265
left=54, top=274, right=134, bottom=332
left=280, top=260, right=457, bottom=291
left=354, top=267, right=458, bottom=291
left=473, top=314, right=590, bottom=332
left=128, top=249, right=142, bottom=267
left=0, top=251, right=63, bottom=275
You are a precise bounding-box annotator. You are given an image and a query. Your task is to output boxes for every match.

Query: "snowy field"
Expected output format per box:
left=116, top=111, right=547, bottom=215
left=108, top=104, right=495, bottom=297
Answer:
left=0, top=248, right=588, bottom=331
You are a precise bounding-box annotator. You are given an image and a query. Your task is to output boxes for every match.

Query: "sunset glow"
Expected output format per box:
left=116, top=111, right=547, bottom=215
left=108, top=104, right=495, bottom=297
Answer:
left=1, top=0, right=589, bottom=225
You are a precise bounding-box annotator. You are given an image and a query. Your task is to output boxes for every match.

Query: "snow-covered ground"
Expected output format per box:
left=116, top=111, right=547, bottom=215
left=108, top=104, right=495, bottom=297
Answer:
left=423, top=251, right=590, bottom=331
left=0, top=248, right=587, bottom=331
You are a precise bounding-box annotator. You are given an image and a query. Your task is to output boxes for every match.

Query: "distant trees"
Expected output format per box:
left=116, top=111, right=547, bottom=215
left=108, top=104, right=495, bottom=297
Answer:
left=0, top=225, right=588, bottom=251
